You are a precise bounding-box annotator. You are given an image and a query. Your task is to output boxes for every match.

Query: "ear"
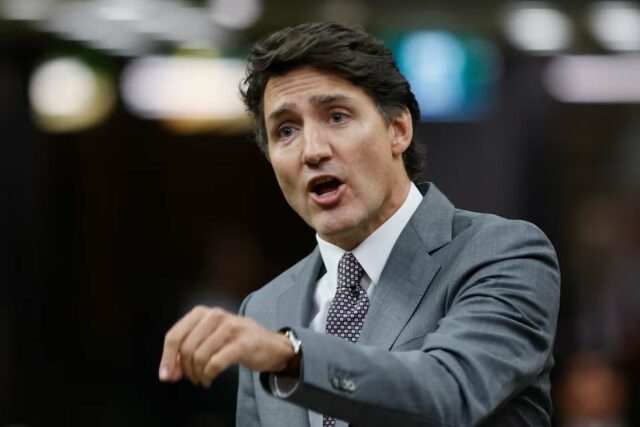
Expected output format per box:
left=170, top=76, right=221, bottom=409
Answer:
left=390, top=107, right=413, bottom=157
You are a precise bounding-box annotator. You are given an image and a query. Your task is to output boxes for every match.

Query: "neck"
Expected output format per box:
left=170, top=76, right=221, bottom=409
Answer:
left=322, top=178, right=412, bottom=251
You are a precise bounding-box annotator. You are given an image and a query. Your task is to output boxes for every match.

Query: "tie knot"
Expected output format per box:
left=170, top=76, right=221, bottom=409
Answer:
left=337, top=252, right=364, bottom=290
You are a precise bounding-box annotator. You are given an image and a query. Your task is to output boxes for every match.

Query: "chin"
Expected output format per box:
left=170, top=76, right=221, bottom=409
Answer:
left=307, top=206, right=365, bottom=240
left=315, top=221, right=360, bottom=244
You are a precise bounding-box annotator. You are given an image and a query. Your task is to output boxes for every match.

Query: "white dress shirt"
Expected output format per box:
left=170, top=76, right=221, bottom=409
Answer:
left=274, top=182, right=423, bottom=427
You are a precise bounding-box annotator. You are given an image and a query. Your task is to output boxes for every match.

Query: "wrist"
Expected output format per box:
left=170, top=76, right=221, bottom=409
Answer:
left=277, top=328, right=302, bottom=377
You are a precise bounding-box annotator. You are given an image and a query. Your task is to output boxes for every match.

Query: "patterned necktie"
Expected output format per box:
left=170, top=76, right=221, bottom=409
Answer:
left=323, top=252, right=369, bottom=427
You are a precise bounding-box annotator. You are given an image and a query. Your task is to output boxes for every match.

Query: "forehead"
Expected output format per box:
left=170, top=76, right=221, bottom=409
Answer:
left=263, top=67, right=372, bottom=116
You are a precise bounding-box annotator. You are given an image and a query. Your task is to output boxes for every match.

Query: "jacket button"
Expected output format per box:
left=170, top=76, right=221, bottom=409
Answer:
left=341, top=378, right=357, bottom=392
left=331, top=377, right=341, bottom=389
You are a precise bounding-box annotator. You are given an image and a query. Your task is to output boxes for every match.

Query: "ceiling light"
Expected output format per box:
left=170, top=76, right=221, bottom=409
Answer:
left=502, top=2, right=573, bottom=53
left=121, top=56, right=248, bottom=124
left=589, top=1, right=640, bottom=51
left=545, top=55, right=640, bottom=103
left=29, top=57, right=115, bottom=131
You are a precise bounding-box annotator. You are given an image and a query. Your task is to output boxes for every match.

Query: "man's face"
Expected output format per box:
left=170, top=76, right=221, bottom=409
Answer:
left=263, top=66, right=413, bottom=250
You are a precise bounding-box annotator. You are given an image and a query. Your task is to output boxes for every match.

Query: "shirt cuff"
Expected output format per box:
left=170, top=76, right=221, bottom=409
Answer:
left=269, top=372, right=300, bottom=398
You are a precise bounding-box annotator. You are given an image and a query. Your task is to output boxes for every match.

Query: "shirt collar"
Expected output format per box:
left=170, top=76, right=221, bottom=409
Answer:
left=316, top=182, right=423, bottom=286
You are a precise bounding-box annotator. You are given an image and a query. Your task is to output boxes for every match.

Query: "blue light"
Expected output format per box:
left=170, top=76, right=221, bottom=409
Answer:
left=391, top=30, right=500, bottom=122
left=400, top=31, right=466, bottom=118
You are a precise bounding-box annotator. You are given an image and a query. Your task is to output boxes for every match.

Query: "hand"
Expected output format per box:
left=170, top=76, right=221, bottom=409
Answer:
left=159, top=305, right=295, bottom=388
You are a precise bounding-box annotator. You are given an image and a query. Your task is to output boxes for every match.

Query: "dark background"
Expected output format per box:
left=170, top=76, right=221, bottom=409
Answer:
left=1, top=1, right=639, bottom=425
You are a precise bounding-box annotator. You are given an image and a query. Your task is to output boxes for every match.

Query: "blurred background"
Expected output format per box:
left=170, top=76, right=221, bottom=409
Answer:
left=1, top=0, right=639, bottom=426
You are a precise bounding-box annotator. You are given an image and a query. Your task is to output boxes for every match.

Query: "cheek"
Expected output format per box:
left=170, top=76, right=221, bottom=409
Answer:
left=273, top=169, right=292, bottom=194
left=352, top=143, right=388, bottom=172
left=351, top=124, right=391, bottom=157
left=271, top=159, right=300, bottom=200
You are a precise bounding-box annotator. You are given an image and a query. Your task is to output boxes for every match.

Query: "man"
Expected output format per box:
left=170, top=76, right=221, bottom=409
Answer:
left=159, top=22, right=560, bottom=426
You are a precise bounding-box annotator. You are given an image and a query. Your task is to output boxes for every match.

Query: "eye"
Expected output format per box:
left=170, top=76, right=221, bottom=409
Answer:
left=329, top=111, right=348, bottom=124
left=278, top=125, right=294, bottom=138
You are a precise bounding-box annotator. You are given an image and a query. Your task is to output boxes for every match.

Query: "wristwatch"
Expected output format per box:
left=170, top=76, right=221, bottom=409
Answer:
left=283, top=328, right=302, bottom=355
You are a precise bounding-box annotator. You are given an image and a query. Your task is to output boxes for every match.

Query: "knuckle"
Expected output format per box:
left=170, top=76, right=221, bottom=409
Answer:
left=229, top=316, right=245, bottom=334
left=203, top=312, right=217, bottom=324
left=224, top=319, right=238, bottom=335
left=206, top=361, right=222, bottom=376
left=164, top=332, right=178, bottom=347
left=193, top=350, right=208, bottom=367
left=208, top=307, right=226, bottom=320
left=192, top=304, right=208, bottom=314
left=181, top=342, right=195, bottom=356
left=217, top=326, right=235, bottom=346
left=235, top=336, right=250, bottom=354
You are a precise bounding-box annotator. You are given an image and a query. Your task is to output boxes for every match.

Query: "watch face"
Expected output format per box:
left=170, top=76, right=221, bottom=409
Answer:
left=286, top=330, right=301, bottom=354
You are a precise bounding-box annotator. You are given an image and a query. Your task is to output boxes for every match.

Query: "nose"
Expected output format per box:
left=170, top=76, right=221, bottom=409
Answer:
left=301, top=122, right=332, bottom=166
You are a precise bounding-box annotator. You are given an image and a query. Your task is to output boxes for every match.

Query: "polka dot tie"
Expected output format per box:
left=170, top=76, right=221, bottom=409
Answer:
left=323, top=252, right=369, bottom=427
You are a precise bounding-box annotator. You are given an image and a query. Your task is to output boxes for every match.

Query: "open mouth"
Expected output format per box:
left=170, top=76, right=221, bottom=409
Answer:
left=310, top=176, right=342, bottom=196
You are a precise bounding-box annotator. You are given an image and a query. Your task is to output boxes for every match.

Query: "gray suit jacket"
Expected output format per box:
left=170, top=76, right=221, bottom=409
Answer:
left=237, top=183, right=560, bottom=426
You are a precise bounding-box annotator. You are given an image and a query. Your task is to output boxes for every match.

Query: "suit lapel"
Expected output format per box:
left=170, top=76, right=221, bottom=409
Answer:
left=359, top=183, right=454, bottom=349
left=275, top=247, right=323, bottom=330
left=358, top=225, right=440, bottom=349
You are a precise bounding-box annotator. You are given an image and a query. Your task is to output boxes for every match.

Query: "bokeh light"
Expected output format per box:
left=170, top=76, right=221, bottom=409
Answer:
left=392, top=30, right=500, bottom=121
left=545, top=55, right=640, bottom=103
left=589, top=1, right=640, bottom=52
left=502, top=2, right=573, bottom=53
left=29, top=57, right=115, bottom=132
left=121, top=55, right=248, bottom=132
left=209, top=0, right=262, bottom=30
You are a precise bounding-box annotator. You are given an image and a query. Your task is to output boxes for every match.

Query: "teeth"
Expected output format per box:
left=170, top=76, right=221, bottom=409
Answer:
left=314, top=176, right=333, bottom=185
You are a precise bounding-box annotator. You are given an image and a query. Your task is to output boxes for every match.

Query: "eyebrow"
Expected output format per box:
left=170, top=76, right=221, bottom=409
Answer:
left=266, top=94, right=354, bottom=123
left=309, top=93, right=352, bottom=106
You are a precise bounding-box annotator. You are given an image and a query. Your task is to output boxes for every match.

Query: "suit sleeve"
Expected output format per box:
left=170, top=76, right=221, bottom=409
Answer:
left=260, top=220, right=560, bottom=426
left=236, top=292, right=261, bottom=427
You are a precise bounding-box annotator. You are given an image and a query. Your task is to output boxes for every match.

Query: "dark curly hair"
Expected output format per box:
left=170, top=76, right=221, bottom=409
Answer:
left=241, top=22, right=424, bottom=181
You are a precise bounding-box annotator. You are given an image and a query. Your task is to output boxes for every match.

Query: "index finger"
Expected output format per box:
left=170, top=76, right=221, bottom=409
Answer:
left=159, top=305, right=208, bottom=381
